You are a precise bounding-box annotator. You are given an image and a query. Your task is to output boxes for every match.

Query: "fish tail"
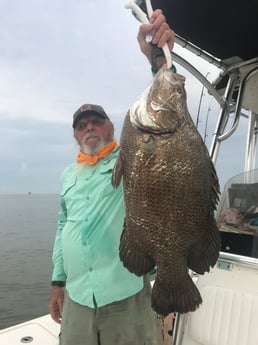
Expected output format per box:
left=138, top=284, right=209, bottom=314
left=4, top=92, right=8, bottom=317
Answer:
left=187, top=217, right=221, bottom=274
left=152, top=273, right=202, bottom=316
left=119, top=229, right=155, bottom=276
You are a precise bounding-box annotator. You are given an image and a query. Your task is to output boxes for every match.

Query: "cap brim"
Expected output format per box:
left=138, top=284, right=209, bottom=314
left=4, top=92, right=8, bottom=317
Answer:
left=73, top=110, right=107, bottom=128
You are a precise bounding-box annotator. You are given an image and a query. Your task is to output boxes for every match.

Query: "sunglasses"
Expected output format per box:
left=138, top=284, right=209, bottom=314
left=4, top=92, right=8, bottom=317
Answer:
left=75, top=118, right=106, bottom=131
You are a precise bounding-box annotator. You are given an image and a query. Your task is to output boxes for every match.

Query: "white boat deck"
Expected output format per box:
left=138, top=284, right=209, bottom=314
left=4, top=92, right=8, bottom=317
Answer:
left=0, top=315, right=59, bottom=345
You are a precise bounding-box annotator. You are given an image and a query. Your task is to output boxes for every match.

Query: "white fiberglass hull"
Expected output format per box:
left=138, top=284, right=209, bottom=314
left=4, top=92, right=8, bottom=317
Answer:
left=0, top=314, right=59, bottom=345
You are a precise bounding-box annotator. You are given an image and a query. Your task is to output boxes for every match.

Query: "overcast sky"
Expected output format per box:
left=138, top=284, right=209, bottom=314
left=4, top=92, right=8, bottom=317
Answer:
left=0, top=0, right=252, bottom=194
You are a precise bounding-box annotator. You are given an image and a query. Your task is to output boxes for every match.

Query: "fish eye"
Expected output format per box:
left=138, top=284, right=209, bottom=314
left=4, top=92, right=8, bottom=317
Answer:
left=141, top=135, right=156, bottom=153
left=142, top=134, right=153, bottom=143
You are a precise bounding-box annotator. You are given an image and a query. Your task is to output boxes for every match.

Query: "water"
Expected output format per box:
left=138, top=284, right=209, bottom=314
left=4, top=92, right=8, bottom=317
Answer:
left=0, top=194, right=59, bottom=330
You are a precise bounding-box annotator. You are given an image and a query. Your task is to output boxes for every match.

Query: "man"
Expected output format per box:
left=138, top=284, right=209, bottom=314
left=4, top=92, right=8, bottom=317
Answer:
left=49, top=9, right=175, bottom=345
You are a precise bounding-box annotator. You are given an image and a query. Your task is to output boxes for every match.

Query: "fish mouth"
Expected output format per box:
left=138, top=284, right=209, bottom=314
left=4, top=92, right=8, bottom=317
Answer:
left=129, top=67, right=185, bottom=134
left=130, top=85, right=160, bottom=132
left=129, top=87, right=174, bottom=134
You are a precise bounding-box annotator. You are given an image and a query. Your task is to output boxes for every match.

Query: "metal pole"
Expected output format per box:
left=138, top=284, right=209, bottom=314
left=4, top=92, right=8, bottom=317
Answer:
left=204, top=106, right=212, bottom=144
left=195, top=72, right=210, bottom=128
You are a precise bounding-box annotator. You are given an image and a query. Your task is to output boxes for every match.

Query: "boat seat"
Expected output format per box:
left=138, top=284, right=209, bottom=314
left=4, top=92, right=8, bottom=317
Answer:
left=180, top=255, right=258, bottom=345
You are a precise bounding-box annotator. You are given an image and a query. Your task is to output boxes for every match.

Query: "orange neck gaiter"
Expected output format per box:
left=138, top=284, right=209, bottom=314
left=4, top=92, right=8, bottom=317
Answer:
left=77, top=140, right=119, bottom=165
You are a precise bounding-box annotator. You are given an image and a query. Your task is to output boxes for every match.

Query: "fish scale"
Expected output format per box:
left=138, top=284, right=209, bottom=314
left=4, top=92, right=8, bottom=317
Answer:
left=112, top=65, right=221, bottom=316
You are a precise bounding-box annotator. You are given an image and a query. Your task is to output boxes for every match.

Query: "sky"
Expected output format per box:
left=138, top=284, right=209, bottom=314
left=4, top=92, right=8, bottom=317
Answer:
left=0, top=0, right=253, bottom=194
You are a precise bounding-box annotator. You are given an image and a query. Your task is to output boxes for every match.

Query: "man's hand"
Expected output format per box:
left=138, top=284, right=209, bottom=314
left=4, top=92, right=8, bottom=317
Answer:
left=48, top=286, right=64, bottom=324
left=137, top=9, right=175, bottom=65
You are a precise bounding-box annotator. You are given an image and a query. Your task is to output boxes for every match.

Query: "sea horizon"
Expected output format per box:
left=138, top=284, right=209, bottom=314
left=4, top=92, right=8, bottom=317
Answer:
left=0, top=193, right=60, bottom=329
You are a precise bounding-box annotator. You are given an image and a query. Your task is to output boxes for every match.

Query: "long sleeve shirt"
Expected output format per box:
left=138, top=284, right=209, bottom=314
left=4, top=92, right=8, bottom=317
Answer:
left=51, top=147, right=143, bottom=307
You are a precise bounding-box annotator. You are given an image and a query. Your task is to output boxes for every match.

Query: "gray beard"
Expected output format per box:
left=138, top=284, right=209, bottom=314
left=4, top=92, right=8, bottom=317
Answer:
left=80, top=139, right=106, bottom=156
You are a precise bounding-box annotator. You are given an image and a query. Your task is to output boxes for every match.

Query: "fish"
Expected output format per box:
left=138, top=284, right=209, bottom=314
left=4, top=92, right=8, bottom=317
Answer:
left=112, top=65, right=221, bottom=316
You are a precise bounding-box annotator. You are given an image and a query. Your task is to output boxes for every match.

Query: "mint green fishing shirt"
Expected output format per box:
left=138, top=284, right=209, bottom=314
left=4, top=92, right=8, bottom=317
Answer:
left=51, top=147, right=143, bottom=307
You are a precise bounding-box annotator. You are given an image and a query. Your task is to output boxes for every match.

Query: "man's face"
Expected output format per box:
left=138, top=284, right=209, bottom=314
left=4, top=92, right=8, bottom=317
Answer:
left=74, top=114, right=114, bottom=155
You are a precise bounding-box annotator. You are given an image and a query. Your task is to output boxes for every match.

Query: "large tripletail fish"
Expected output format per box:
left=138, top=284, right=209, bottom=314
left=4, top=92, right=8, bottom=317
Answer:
left=112, top=65, right=221, bottom=316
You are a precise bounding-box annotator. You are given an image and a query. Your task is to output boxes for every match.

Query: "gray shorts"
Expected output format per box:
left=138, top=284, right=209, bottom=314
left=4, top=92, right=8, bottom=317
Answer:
left=60, top=279, right=161, bottom=345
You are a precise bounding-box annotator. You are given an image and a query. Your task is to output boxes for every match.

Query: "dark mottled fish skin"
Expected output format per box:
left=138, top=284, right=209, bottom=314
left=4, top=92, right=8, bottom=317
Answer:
left=112, top=65, right=221, bottom=316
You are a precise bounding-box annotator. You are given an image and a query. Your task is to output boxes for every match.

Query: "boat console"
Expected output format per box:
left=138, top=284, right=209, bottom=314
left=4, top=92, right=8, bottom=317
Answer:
left=218, top=170, right=258, bottom=259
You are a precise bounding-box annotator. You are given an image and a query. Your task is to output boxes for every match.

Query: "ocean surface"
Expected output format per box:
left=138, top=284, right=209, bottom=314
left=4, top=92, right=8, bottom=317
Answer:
left=0, top=194, right=60, bottom=330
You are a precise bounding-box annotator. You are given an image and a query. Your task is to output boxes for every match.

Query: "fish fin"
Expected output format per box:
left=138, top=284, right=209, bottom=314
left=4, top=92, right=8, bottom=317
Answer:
left=119, top=228, right=155, bottom=276
left=111, top=152, right=124, bottom=188
left=152, top=273, right=202, bottom=316
left=187, top=217, right=221, bottom=274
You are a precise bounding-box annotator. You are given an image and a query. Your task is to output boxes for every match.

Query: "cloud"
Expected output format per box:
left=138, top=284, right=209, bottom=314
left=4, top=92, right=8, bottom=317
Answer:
left=20, top=162, right=29, bottom=174
left=0, top=115, right=76, bottom=193
left=0, top=0, right=251, bottom=194
left=0, top=1, right=145, bottom=123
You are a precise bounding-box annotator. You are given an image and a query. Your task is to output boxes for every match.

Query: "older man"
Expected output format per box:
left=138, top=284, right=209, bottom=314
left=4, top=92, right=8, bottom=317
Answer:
left=49, top=9, right=175, bottom=345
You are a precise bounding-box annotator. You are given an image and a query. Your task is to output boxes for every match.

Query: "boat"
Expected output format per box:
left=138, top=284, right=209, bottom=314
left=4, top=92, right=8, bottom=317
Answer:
left=159, top=0, right=258, bottom=344
left=0, top=315, right=59, bottom=345
left=1, top=0, right=258, bottom=344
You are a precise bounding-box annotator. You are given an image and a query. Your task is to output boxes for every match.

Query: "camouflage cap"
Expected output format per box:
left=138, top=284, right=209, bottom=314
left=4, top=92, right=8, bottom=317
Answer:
left=73, top=104, right=109, bottom=128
